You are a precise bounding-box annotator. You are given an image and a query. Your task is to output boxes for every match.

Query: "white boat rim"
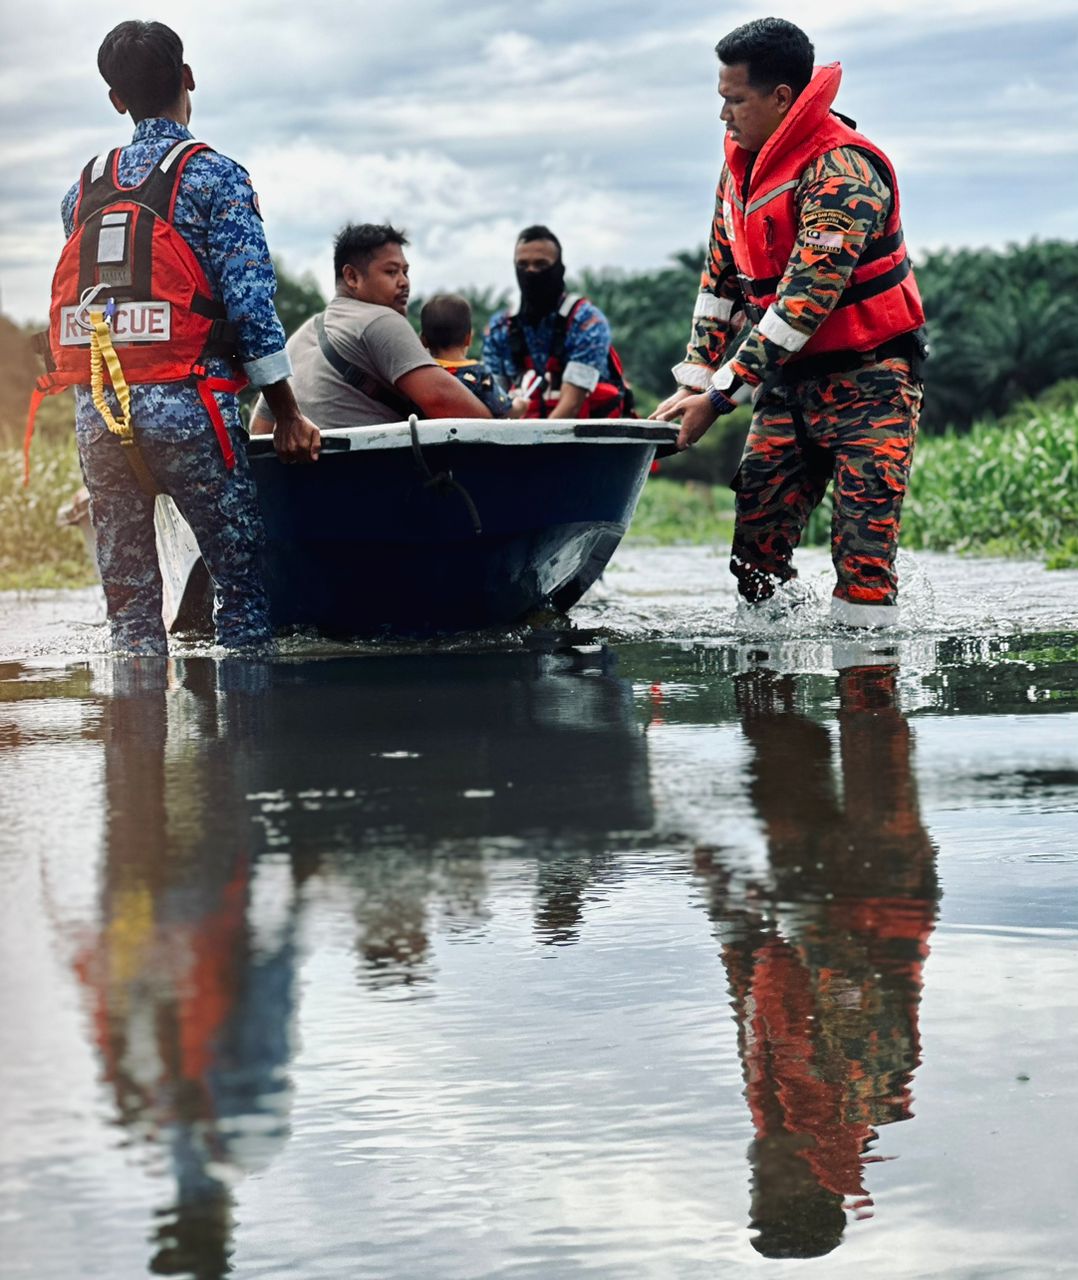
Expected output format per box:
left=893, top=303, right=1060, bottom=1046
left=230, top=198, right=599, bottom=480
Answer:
left=252, top=417, right=679, bottom=454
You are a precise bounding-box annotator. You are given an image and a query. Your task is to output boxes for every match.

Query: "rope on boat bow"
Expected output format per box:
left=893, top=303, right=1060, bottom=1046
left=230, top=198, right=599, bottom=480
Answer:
left=408, top=415, right=483, bottom=535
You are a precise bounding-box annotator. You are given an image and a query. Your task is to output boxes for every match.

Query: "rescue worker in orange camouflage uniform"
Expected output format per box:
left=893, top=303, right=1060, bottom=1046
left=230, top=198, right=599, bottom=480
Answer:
left=653, top=18, right=927, bottom=628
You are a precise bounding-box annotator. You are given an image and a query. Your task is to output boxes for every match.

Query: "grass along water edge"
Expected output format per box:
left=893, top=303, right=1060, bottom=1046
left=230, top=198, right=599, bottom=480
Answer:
left=902, top=400, right=1078, bottom=568
left=2, top=400, right=1074, bottom=591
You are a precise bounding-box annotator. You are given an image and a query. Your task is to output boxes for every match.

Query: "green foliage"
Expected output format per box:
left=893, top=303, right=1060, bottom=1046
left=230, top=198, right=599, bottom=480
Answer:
left=0, top=430, right=97, bottom=590
left=907, top=240, right=1078, bottom=432
left=272, top=258, right=327, bottom=336
left=574, top=251, right=701, bottom=403
left=626, top=476, right=735, bottom=546
left=902, top=391, right=1078, bottom=565
left=0, top=314, right=47, bottom=446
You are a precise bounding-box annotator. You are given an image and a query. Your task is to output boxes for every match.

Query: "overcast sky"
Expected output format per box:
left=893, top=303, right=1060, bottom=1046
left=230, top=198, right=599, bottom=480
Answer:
left=1, top=0, right=1076, bottom=323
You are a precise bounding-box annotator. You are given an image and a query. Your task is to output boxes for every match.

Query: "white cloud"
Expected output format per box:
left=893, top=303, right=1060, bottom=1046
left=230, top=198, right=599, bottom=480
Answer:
left=0, top=0, right=1074, bottom=321
left=248, top=139, right=676, bottom=300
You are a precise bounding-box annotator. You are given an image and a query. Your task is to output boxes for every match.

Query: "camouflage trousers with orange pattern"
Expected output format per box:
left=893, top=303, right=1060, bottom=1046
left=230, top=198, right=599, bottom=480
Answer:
left=730, top=356, right=923, bottom=607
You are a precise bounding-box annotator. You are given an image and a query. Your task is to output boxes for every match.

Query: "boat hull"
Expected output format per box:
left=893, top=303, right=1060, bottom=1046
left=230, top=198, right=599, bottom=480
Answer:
left=160, top=419, right=675, bottom=637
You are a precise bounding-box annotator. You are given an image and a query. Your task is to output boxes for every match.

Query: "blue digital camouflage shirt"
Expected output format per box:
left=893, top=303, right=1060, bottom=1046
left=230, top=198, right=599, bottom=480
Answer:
left=483, top=296, right=613, bottom=393
left=436, top=359, right=513, bottom=417
left=61, top=117, right=291, bottom=443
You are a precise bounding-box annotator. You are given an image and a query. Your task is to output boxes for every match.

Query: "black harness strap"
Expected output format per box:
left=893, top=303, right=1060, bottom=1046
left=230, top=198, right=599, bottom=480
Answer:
left=506, top=293, right=580, bottom=386
left=857, top=226, right=904, bottom=266
left=781, top=329, right=928, bottom=384
left=834, top=256, right=913, bottom=308
left=314, top=313, right=419, bottom=419
left=786, top=394, right=834, bottom=487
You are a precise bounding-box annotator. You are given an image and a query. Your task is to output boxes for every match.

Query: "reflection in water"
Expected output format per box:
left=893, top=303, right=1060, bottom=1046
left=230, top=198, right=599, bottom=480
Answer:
left=71, top=660, right=302, bottom=1277
left=65, top=648, right=652, bottom=1276
left=239, top=651, right=653, bottom=977
left=695, top=658, right=939, bottom=1258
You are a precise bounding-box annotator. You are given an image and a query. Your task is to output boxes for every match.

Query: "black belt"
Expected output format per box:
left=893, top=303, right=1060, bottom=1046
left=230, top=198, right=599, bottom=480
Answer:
left=781, top=330, right=927, bottom=384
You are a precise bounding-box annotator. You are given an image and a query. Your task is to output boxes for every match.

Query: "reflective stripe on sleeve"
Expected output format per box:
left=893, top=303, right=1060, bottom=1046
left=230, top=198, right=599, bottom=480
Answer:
left=758, top=306, right=811, bottom=353
left=244, top=348, right=293, bottom=388
left=562, top=360, right=600, bottom=392
left=711, top=363, right=740, bottom=393
left=692, top=293, right=735, bottom=322
left=671, top=361, right=712, bottom=390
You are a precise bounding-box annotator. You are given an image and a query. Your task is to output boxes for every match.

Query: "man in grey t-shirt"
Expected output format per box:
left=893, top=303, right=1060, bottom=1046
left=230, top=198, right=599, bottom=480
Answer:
left=251, top=223, right=492, bottom=432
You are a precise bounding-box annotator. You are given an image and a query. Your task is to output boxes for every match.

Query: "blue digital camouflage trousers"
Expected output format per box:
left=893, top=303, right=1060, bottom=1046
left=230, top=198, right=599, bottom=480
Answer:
left=78, top=421, right=272, bottom=654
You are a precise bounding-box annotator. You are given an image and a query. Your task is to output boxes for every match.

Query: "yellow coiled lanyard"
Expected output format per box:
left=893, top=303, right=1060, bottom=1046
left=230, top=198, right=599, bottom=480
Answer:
left=87, top=303, right=160, bottom=494
left=88, top=307, right=132, bottom=441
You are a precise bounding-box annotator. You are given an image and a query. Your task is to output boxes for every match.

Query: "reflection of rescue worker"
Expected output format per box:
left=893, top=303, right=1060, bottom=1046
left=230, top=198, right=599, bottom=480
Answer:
left=696, top=660, right=938, bottom=1258
left=419, top=293, right=513, bottom=418
left=654, top=19, right=927, bottom=628
left=484, top=225, right=632, bottom=419
left=32, top=21, right=320, bottom=654
left=73, top=658, right=301, bottom=1278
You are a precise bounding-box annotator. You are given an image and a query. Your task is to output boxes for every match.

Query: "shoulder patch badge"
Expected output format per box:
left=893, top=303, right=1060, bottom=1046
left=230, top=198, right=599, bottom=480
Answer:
left=802, top=206, right=855, bottom=252
left=251, top=192, right=263, bottom=220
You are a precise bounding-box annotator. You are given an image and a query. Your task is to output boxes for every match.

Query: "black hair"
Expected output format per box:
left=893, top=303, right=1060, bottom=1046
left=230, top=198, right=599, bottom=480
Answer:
left=419, top=293, right=473, bottom=354
left=333, top=223, right=409, bottom=280
left=716, top=18, right=815, bottom=98
left=97, top=21, right=186, bottom=122
left=516, top=225, right=562, bottom=258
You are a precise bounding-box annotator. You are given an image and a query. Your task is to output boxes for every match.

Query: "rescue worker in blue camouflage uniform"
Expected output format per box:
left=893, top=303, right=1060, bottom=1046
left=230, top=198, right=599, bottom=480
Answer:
left=653, top=18, right=927, bottom=629
left=484, top=226, right=626, bottom=419
left=61, top=20, right=320, bottom=654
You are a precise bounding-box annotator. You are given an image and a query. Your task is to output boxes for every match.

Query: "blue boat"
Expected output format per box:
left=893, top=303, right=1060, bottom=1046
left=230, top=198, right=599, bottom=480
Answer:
left=157, top=416, right=677, bottom=636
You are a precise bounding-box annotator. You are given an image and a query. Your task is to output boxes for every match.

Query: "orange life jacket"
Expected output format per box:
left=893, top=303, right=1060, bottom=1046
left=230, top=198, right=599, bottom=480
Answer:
left=508, top=294, right=634, bottom=419
left=722, top=63, right=924, bottom=359
left=25, top=139, right=245, bottom=480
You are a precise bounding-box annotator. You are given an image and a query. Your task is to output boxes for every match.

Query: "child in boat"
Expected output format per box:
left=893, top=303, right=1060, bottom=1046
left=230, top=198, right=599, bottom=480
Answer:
left=419, top=294, right=516, bottom=418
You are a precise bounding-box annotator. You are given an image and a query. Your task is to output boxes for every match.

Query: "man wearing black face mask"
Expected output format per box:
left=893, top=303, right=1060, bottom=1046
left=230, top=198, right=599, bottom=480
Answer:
left=483, top=225, right=629, bottom=419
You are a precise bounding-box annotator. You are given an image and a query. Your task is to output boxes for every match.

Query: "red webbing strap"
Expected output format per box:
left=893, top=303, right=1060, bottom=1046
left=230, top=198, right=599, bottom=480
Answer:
left=167, top=143, right=209, bottom=221
left=195, top=375, right=248, bottom=471
left=23, top=387, right=47, bottom=485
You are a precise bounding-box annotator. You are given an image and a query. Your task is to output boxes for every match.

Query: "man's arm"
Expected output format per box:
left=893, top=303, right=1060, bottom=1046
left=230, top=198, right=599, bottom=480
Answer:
left=396, top=365, right=492, bottom=419
left=548, top=382, right=588, bottom=419
left=260, top=381, right=321, bottom=460
left=550, top=302, right=610, bottom=419
left=361, top=313, right=492, bottom=419
left=202, top=154, right=319, bottom=461
left=653, top=177, right=745, bottom=419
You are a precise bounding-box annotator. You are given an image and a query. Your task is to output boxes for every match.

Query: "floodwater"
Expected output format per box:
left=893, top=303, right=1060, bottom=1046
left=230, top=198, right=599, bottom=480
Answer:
left=1, top=546, right=1076, bottom=1279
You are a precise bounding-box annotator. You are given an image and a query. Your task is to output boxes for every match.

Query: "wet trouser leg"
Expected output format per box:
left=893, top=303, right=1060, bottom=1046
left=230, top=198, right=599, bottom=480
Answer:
left=79, top=430, right=168, bottom=655
left=79, top=423, right=272, bottom=653
left=807, top=358, right=922, bottom=616
left=730, top=360, right=921, bottom=616
left=145, top=423, right=273, bottom=650
left=730, top=385, right=830, bottom=603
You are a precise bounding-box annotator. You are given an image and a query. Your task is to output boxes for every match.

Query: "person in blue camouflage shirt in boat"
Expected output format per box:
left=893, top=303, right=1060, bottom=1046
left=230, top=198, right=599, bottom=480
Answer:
left=483, top=226, right=622, bottom=418
left=61, top=20, right=320, bottom=655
